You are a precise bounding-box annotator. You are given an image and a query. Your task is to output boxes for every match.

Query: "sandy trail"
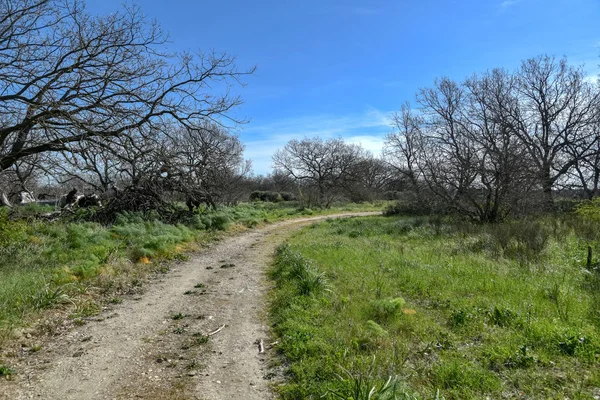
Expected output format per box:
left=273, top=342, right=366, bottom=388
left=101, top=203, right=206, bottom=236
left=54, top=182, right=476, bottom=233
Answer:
left=0, top=212, right=378, bottom=400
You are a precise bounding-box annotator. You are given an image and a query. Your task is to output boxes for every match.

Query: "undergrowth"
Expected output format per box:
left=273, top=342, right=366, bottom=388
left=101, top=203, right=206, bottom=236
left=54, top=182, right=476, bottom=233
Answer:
left=269, top=215, right=600, bottom=399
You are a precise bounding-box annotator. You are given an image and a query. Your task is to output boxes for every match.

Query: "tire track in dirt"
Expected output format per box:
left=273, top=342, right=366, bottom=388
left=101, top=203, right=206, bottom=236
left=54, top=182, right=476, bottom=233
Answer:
left=0, top=212, right=379, bottom=400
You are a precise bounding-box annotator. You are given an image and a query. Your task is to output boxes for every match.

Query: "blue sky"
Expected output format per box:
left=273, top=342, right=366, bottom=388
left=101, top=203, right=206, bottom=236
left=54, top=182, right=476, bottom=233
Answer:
left=86, top=0, right=600, bottom=175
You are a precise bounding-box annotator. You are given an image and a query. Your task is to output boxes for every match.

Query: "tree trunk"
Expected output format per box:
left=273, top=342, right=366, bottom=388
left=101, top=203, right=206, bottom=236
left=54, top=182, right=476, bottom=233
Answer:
left=0, top=192, right=12, bottom=207
left=541, top=166, right=555, bottom=211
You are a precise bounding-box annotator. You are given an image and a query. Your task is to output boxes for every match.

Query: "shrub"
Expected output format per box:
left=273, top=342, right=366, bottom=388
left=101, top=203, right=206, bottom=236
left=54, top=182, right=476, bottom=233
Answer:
left=328, top=367, right=405, bottom=400
left=449, top=308, right=476, bottom=329
left=280, top=192, right=296, bottom=201
left=210, top=214, right=231, bottom=230
left=250, top=191, right=283, bottom=202
left=575, top=197, right=600, bottom=222
left=369, top=297, right=406, bottom=323
left=503, top=345, right=537, bottom=369
left=364, top=320, right=388, bottom=338
left=200, top=213, right=231, bottom=230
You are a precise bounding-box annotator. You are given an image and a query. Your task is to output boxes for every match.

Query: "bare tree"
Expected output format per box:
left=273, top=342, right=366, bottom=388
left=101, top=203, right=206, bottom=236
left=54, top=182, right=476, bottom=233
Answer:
left=166, top=123, right=250, bottom=207
left=349, top=156, right=394, bottom=201
left=387, top=56, right=600, bottom=220
left=385, top=103, right=427, bottom=196
left=563, top=122, right=600, bottom=199
left=415, top=77, right=483, bottom=217
left=461, top=69, right=538, bottom=220
left=273, top=137, right=366, bottom=208
left=512, top=55, right=600, bottom=208
left=263, top=171, right=298, bottom=194
left=0, top=0, right=253, bottom=178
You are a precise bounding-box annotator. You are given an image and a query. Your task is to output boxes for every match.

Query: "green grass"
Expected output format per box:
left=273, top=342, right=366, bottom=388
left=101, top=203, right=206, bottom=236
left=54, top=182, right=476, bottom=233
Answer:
left=0, top=201, right=383, bottom=349
left=269, top=215, right=600, bottom=399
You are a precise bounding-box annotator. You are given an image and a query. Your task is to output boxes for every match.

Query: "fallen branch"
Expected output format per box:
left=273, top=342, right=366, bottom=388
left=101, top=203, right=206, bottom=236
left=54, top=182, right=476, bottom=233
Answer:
left=207, top=324, right=226, bottom=336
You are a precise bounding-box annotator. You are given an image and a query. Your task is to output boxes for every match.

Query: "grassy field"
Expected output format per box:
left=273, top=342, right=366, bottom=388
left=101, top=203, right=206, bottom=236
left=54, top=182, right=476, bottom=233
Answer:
left=269, top=214, right=600, bottom=399
left=0, top=201, right=385, bottom=355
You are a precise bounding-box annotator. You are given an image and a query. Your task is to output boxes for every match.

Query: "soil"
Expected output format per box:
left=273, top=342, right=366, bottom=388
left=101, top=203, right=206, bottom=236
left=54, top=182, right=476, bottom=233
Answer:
left=0, top=212, right=378, bottom=400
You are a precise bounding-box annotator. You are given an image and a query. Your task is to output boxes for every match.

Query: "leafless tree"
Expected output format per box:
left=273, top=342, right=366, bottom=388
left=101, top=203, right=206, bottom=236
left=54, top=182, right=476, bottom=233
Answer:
left=343, top=156, right=393, bottom=202
left=563, top=123, right=600, bottom=199
left=415, top=77, right=483, bottom=217
left=263, top=171, right=298, bottom=194
left=461, top=69, right=538, bottom=220
left=512, top=55, right=600, bottom=208
left=385, top=103, right=427, bottom=195
left=273, top=137, right=367, bottom=208
left=387, top=56, right=600, bottom=220
left=0, top=0, right=253, bottom=200
left=3, top=156, right=41, bottom=195
left=165, top=123, right=250, bottom=207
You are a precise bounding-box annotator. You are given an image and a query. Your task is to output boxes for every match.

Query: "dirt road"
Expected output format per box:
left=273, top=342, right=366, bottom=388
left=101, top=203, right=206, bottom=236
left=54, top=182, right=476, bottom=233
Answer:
left=0, top=212, right=378, bottom=400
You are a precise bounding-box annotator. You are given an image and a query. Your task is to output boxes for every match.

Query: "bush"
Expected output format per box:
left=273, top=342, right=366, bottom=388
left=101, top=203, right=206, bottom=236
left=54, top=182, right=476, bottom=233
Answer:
left=369, top=297, right=406, bottom=323
left=280, top=192, right=296, bottom=201
left=202, top=213, right=230, bottom=230
left=575, top=197, right=600, bottom=222
left=383, top=196, right=432, bottom=216
left=250, top=191, right=283, bottom=202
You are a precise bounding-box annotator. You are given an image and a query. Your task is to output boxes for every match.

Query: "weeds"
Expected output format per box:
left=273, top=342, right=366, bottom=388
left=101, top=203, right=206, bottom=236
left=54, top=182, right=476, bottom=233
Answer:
left=328, top=368, right=401, bottom=400
left=269, top=215, right=600, bottom=399
left=30, top=284, right=72, bottom=309
left=193, top=334, right=209, bottom=345
left=0, top=363, right=15, bottom=376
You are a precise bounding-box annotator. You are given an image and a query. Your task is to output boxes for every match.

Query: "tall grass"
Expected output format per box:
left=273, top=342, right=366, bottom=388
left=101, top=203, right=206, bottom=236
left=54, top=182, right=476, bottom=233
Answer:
left=269, top=215, right=600, bottom=399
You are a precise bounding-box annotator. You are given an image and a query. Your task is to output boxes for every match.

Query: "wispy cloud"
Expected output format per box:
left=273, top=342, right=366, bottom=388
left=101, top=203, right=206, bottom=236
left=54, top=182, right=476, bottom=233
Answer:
left=346, top=135, right=387, bottom=155
left=584, top=74, right=599, bottom=84
left=500, top=0, right=521, bottom=8
left=241, top=108, right=392, bottom=175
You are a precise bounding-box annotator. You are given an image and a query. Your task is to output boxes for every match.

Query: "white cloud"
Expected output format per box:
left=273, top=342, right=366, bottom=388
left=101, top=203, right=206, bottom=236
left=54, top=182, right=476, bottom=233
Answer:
left=584, top=74, right=599, bottom=84
left=346, top=135, right=387, bottom=155
left=241, top=108, right=392, bottom=175
left=500, top=0, right=521, bottom=7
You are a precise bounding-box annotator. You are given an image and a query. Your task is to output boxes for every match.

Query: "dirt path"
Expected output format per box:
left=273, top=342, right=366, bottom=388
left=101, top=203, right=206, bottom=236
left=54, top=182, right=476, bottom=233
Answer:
left=0, top=212, right=378, bottom=400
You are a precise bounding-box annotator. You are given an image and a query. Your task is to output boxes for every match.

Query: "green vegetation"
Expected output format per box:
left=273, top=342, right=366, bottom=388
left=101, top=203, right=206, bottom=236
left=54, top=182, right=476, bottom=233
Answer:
left=0, top=362, right=14, bottom=376
left=269, top=215, right=600, bottom=399
left=0, top=201, right=382, bottom=347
